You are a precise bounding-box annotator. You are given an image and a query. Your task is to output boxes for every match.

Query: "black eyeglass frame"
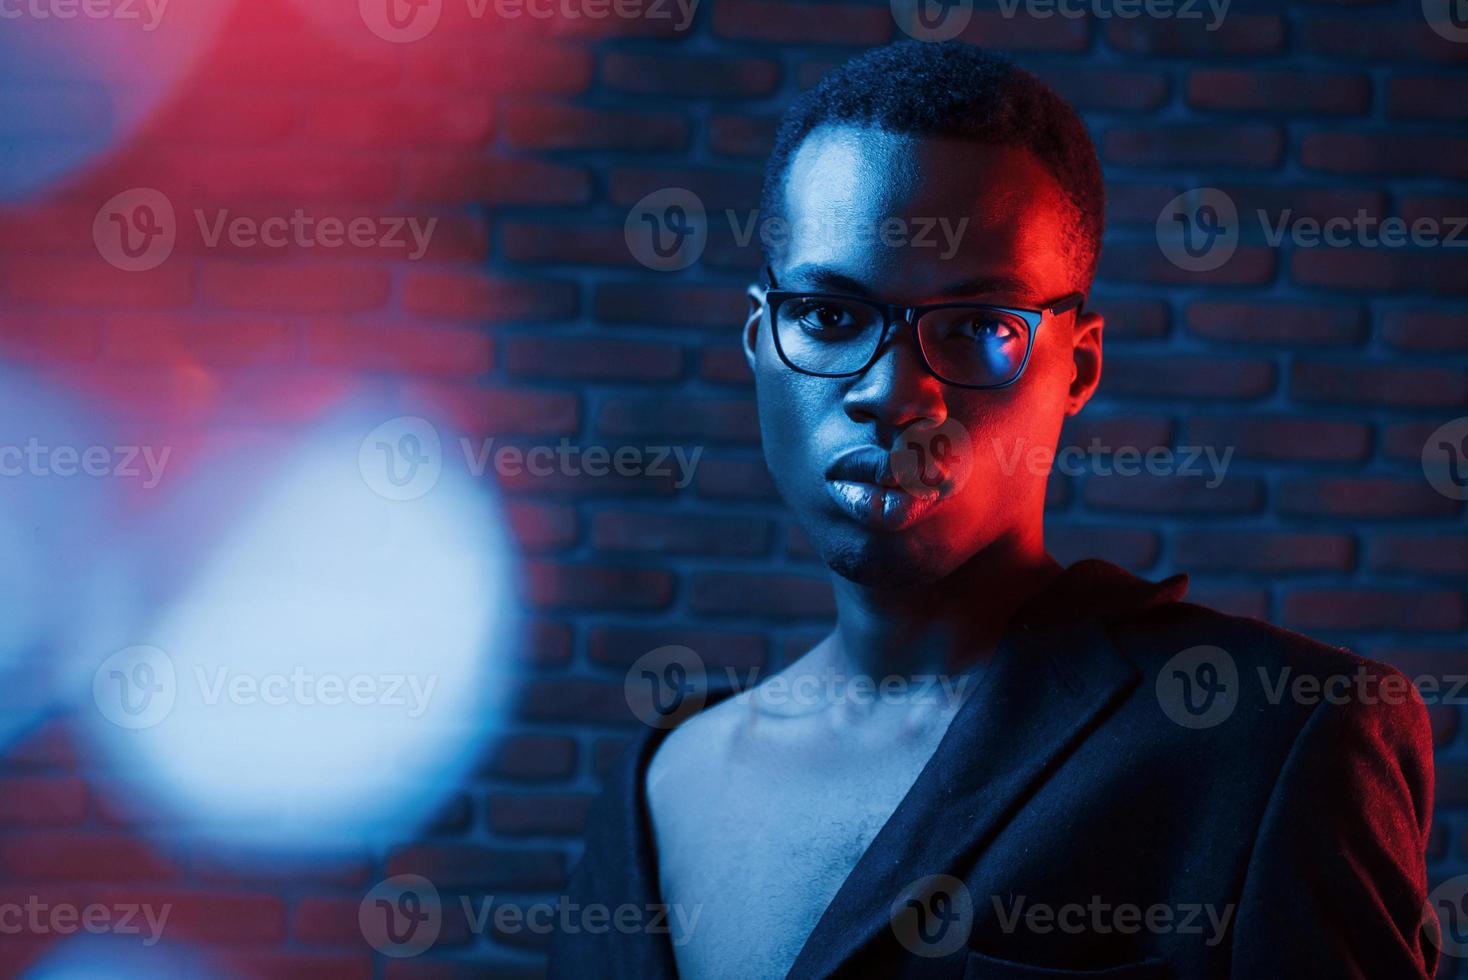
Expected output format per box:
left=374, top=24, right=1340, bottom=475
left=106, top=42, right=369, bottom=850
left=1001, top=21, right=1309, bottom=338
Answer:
left=759, top=265, right=1086, bottom=390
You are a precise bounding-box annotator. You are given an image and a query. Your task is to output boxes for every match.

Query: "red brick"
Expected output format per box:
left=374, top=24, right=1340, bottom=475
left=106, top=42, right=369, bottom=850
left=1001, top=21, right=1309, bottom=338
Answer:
left=501, top=221, right=641, bottom=268
left=0, top=832, right=178, bottom=881
left=403, top=272, right=577, bottom=322
left=507, top=500, right=578, bottom=552
left=1291, top=249, right=1466, bottom=294
left=1082, top=474, right=1263, bottom=515
left=503, top=336, right=682, bottom=381
left=608, top=165, right=762, bottom=210
left=1104, top=124, right=1285, bottom=169
left=591, top=509, right=772, bottom=555
left=1174, top=531, right=1355, bottom=573
left=1090, top=296, right=1170, bottom=340
left=596, top=396, right=758, bottom=443
left=301, top=95, right=495, bottom=147
left=1105, top=15, right=1284, bottom=55
left=1098, top=243, right=1277, bottom=286
left=1382, top=310, right=1468, bottom=352
left=594, top=282, right=746, bottom=327
left=709, top=114, right=779, bottom=157
left=1302, top=132, right=1468, bottom=179
left=503, top=100, right=688, bottom=151
left=1044, top=67, right=1170, bottom=112
left=1369, top=535, right=1468, bottom=576
left=527, top=561, right=674, bottom=610
left=0, top=776, right=86, bottom=826
left=1186, top=301, right=1366, bottom=346
left=488, top=793, right=594, bottom=835
left=1102, top=355, right=1276, bottom=400
left=713, top=0, right=889, bottom=42
left=404, top=42, right=593, bottom=94
left=953, top=10, right=1090, bottom=51
left=1278, top=478, right=1460, bottom=519
left=1046, top=526, right=1159, bottom=571
left=1188, top=70, right=1370, bottom=115
left=90, top=886, right=285, bottom=943
left=1281, top=589, right=1464, bottom=632
left=588, top=626, right=766, bottom=669
left=690, top=571, right=835, bottom=619
left=1292, top=361, right=1468, bottom=408
left=305, top=320, right=491, bottom=376
left=701, top=344, right=753, bottom=385
left=109, top=314, right=295, bottom=366
left=198, top=262, right=389, bottom=314
left=386, top=844, right=565, bottom=890
left=402, top=382, right=580, bottom=436
left=1184, top=415, right=1370, bottom=462
left=1301, top=18, right=1468, bottom=63
left=1389, top=77, right=1468, bottom=120
left=602, top=52, right=780, bottom=98
left=481, top=734, right=577, bottom=781
left=185, top=149, right=399, bottom=203
left=404, top=155, right=591, bottom=206
left=518, top=677, right=632, bottom=724
left=2, top=258, right=191, bottom=308
left=693, top=454, right=778, bottom=500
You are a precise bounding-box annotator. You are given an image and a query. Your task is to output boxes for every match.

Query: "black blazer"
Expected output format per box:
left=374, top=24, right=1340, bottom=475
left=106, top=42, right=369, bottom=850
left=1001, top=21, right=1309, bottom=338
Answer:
left=550, top=559, right=1436, bottom=979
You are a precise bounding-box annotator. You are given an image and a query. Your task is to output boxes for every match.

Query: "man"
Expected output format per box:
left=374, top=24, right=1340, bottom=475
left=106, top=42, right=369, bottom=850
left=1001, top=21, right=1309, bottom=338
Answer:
left=551, top=40, right=1436, bottom=978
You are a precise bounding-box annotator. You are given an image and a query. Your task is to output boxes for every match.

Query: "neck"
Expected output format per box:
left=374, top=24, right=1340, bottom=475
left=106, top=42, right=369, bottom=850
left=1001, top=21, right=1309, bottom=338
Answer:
left=823, top=535, right=1062, bottom=681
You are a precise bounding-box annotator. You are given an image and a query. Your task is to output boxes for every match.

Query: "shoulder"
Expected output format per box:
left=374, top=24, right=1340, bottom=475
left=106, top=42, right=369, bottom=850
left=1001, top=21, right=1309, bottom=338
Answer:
left=645, top=686, right=747, bottom=819
left=1112, top=598, right=1433, bottom=777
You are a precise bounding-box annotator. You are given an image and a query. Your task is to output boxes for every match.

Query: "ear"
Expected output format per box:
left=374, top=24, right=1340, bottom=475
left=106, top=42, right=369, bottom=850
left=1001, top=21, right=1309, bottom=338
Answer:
left=742, top=283, right=766, bottom=375
left=1065, top=309, right=1103, bottom=416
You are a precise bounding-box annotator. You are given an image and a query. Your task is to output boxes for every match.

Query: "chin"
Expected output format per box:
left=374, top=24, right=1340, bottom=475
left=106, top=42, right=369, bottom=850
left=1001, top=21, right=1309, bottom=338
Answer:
left=818, top=526, right=963, bottom=589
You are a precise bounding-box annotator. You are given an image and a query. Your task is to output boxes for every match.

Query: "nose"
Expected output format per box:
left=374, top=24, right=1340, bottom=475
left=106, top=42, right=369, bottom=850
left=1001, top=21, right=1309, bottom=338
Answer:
left=842, top=318, right=947, bottom=438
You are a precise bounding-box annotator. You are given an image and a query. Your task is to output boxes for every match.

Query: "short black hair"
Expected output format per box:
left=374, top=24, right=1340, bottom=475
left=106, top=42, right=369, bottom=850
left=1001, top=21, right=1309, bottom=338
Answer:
left=760, top=40, right=1105, bottom=290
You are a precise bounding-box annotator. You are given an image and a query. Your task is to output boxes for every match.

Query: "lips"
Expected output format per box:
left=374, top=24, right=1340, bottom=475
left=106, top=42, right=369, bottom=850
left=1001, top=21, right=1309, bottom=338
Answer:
left=824, top=445, right=944, bottom=531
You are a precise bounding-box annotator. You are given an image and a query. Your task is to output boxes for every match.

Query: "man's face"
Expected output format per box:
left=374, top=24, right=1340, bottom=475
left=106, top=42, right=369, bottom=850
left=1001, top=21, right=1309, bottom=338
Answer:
left=743, top=125, right=1103, bottom=588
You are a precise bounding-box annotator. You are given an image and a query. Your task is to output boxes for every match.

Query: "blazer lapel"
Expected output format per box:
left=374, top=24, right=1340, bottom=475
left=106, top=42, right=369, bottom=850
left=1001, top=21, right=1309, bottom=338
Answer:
left=784, top=602, right=1146, bottom=980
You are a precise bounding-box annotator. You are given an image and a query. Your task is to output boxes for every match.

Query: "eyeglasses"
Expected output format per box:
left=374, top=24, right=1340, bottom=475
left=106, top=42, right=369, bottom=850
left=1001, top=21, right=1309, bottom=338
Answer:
left=760, top=266, right=1085, bottom=390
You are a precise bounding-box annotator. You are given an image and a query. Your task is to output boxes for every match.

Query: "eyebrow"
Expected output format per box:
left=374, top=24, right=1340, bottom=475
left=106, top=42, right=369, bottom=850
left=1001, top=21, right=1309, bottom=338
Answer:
left=780, top=263, right=1037, bottom=302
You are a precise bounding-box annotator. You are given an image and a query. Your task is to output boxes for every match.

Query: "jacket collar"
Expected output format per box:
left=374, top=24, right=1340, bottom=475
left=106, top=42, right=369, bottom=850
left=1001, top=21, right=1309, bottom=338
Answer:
left=606, top=559, right=1188, bottom=980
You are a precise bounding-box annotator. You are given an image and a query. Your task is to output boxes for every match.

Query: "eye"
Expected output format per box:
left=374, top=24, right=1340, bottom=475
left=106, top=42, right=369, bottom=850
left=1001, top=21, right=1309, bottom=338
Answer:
left=787, top=299, right=865, bottom=336
left=964, top=315, right=1021, bottom=344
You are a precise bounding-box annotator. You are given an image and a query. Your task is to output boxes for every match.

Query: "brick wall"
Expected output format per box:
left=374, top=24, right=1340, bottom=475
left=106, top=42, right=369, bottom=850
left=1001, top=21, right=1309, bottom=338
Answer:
left=0, top=0, right=1465, bottom=976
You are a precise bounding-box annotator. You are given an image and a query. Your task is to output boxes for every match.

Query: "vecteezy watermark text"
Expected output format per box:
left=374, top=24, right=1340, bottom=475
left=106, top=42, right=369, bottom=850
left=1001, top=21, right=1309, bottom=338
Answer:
left=0, top=897, right=171, bottom=946
left=0, top=439, right=170, bottom=488
left=992, top=437, right=1234, bottom=488
left=993, top=895, right=1234, bottom=947
left=624, top=188, right=970, bottom=271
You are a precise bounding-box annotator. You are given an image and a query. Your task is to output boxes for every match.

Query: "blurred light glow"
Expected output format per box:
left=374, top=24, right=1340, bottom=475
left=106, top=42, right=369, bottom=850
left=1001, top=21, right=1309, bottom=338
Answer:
left=83, top=411, right=519, bottom=850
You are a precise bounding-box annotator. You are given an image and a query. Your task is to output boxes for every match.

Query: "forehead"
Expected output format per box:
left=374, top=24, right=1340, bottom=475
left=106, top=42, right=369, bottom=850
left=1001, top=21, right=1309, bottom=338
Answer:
left=778, top=124, right=1075, bottom=300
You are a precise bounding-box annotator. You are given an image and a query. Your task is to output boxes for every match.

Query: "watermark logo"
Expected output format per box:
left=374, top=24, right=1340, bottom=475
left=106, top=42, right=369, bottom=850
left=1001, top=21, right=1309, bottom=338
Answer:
left=891, top=0, right=972, bottom=41
left=93, top=645, right=177, bottom=730
left=1423, top=0, right=1468, bottom=44
left=892, top=417, right=973, bottom=498
left=1156, top=645, right=1237, bottom=729
left=1426, top=874, right=1468, bottom=957
left=1423, top=417, right=1468, bottom=501
left=890, top=874, right=973, bottom=957
left=94, top=188, right=176, bottom=272
left=1157, top=188, right=1238, bottom=273
left=359, top=417, right=442, bottom=501
left=360, top=0, right=442, bottom=41
left=360, top=874, right=442, bottom=957
left=626, top=188, right=708, bottom=272
left=625, top=645, right=708, bottom=728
